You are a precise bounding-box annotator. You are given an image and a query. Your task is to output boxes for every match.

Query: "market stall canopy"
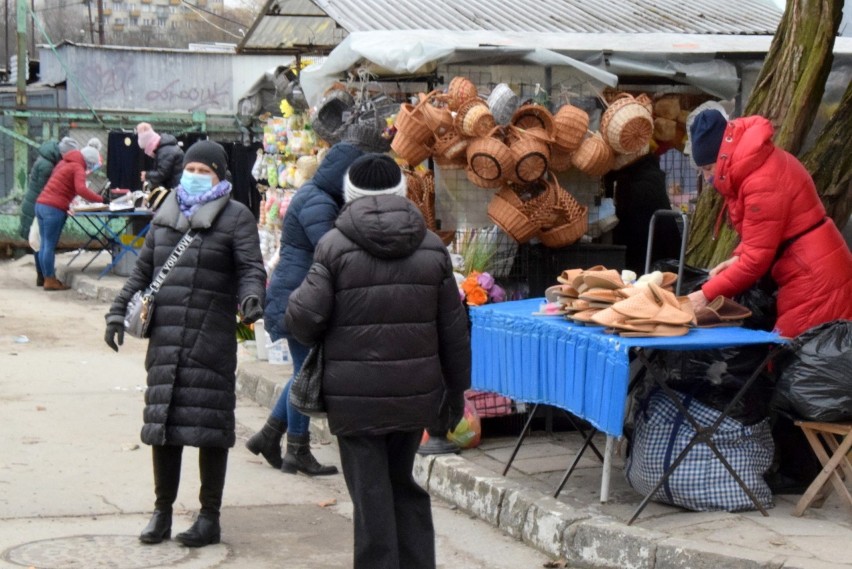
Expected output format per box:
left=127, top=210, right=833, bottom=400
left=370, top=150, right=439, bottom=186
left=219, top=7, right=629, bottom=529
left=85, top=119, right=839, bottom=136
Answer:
left=299, top=31, right=620, bottom=106
left=240, top=0, right=783, bottom=54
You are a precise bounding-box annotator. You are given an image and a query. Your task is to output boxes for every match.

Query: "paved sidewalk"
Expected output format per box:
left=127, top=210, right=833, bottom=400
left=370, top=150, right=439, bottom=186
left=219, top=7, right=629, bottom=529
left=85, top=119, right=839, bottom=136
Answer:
left=58, top=251, right=852, bottom=569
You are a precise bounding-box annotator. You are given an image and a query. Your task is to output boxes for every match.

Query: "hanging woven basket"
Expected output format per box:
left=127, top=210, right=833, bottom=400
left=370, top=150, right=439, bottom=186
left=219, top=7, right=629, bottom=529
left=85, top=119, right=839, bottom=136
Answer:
left=487, top=186, right=540, bottom=243
left=537, top=175, right=588, bottom=248
left=552, top=103, right=589, bottom=153
left=599, top=93, right=654, bottom=154
left=394, top=101, right=434, bottom=146
left=550, top=147, right=573, bottom=172
left=510, top=104, right=555, bottom=136
left=391, top=128, right=432, bottom=166
left=455, top=98, right=496, bottom=138
left=506, top=125, right=552, bottom=184
left=313, top=89, right=355, bottom=145
left=487, top=83, right=520, bottom=125
left=417, top=91, right=455, bottom=138
left=571, top=132, right=614, bottom=177
left=446, top=76, right=479, bottom=111
left=465, top=127, right=515, bottom=188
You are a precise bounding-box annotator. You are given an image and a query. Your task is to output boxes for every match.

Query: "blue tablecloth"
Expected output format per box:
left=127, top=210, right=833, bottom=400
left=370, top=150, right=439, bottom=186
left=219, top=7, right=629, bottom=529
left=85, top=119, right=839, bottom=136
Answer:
left=470, top=298, right=785, bottom=437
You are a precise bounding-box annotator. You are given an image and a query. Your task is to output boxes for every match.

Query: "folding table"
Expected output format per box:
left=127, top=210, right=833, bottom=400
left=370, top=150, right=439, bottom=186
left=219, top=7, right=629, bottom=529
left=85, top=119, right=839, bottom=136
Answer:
left=65, top=210, right=153, bottom=279
left=469, top=298, right=785, bottom=518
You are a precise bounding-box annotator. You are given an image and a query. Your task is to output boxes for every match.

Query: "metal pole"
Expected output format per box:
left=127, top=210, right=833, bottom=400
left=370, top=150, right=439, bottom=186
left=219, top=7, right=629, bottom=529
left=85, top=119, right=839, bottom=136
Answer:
left=87, top=0, right=95, bottom=43
left=96, top=0, right=104, bottom=45
left=4, top=0, right=9, bottom=75
left=14, top=0, right=29, bottom=201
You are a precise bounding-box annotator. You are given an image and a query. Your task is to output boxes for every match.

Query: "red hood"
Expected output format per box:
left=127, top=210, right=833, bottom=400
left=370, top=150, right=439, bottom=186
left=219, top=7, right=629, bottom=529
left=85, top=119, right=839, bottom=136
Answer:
left=714, top=115, right=775, bottom=200
left=61, top=149, right=87, bottom=169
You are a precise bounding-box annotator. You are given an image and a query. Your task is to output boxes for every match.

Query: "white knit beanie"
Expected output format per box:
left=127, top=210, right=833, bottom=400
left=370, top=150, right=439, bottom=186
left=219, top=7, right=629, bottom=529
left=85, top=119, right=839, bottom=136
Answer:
left=343, top=153, right=407, bottom=203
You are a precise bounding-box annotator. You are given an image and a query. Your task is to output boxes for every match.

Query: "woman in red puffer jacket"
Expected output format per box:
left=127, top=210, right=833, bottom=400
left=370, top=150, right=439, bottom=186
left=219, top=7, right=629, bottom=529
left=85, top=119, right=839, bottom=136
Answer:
left=35, top=148, right=105, bottom=291
left=687, top=110, right=852, bottom=338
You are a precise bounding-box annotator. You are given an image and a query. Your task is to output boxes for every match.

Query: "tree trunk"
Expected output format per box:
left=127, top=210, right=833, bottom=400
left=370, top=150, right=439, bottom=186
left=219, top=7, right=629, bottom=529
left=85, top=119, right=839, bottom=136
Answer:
left=685, top=0, right=844, bottom=268
left=801, top=80, right=852, bottom=230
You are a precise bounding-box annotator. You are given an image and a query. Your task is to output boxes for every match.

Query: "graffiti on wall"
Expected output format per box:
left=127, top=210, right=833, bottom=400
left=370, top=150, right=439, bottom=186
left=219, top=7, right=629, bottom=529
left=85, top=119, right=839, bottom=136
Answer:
left=79, top=54, right=137, bottom=100
left=144, top=79, right=231, bottom=111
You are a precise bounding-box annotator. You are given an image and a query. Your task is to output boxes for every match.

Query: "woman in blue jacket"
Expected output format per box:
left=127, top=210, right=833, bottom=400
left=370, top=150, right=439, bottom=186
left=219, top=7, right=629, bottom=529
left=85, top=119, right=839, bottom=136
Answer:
left=246, top=142, right=363, bottom=475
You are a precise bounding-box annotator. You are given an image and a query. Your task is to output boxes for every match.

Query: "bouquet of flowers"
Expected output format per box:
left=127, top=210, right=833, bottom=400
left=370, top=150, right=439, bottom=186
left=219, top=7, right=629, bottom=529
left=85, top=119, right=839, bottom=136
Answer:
left=460, top=271, right=506, bottom=306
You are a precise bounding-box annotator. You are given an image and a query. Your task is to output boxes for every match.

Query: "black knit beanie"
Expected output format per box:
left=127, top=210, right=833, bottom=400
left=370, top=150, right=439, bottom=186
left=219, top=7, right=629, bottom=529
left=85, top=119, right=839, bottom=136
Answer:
left=183, top=140, right=228, bottom=179
left=343, top=153, right=407, bottom=203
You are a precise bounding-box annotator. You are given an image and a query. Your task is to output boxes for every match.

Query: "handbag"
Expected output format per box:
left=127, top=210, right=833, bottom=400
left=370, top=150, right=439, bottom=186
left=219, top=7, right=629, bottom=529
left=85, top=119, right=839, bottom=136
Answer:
left=124, top=230, right=196, bottom=339
left=289, top=343, right=327, bottom=418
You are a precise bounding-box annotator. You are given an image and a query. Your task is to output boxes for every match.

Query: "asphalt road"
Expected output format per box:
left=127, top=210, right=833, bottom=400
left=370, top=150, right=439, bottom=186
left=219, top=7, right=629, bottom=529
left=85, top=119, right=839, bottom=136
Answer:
left=0, top=255, right=554, bottom=569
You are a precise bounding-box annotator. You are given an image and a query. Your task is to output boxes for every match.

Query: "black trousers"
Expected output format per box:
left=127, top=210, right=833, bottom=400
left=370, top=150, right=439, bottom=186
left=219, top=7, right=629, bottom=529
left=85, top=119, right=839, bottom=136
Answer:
left=152, top=445, right=229, bottom=517
left=337, top=431, right=435, bottom=569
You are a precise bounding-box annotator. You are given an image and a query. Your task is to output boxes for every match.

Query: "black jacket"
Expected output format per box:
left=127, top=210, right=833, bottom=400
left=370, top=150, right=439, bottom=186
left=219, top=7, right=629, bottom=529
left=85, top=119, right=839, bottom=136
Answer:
left=106, top=191, right=266, bottom=448
left=603, top=154, right=682, bottom=273
left=145, top=134, right=185, bottom=189
left=285, top=195, right=471, bottom=436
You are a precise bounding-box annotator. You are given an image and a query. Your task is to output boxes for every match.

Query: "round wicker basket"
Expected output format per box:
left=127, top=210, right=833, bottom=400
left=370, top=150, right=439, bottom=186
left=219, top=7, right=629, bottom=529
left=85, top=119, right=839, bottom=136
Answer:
left=553, top=104, right=589, bottom=153
left=571, top=132, right=614, bottom=177
left=506, top=126, right=551, bottom=183
left=394, top=102, right=434, bottom=145
left=510, top=104, right=555, bottom=135
left=465, top=127, right=515, bottom=187
left=487, top=187, right=540, bottom=243
left=599, top=93, right=653, bottom=154
left=487, top=83, right=520, bottom=125
left=446, top=76, right=479, bottom=111
left=417, top=92, right=454, bottom=138
left=391, top=129, right=432, bottom=166
left=455, top=98, right=496, bottom=137
left=313, top=89, right=355, bottom=145
left=550, top=148, right=573, bottom=172
left=538, top=176, right=588, bottom=248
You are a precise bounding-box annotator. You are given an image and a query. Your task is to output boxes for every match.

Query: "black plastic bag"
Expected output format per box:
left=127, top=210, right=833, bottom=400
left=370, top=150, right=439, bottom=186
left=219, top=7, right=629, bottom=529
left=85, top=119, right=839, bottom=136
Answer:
left=651, top=259, right=709, bottom=294
left=650, top=345, right=774, bottom=425
left=733, top=277, right=777, bottom=332
left=772, top=320, right=852, bottom=422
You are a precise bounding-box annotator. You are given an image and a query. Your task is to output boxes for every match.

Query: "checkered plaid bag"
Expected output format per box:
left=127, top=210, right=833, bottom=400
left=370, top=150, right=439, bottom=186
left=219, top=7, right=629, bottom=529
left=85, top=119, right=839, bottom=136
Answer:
left=625, top=388, right=774, bottom=512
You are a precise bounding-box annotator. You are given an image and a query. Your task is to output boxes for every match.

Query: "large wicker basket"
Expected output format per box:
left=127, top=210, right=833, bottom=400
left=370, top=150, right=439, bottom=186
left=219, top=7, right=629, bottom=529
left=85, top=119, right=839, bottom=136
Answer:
left=571, top=131, right=614, bottom=177
left=552, top=103, right=589, bottom=153
left=506, top=126, right=551, bottom=183
left=394, top=101, right=434, bottom=146
left=537, top=176, right=588, bottom=248
left=466, top=127, right=515, bottom=188
left=599, top=93, right=654, bottom=154
left=446, top=76, right=479, bottom=111
left=455, top=98, right=496, bottom=137
left=313, top=89, right=355, bottom=145
left=510, top=104, right=555, bottom=135
left=391, top=128, right=432, bottom=166
left=487, top=187, right=540, bottom=243
left=417, top=91, right=454, bottom=138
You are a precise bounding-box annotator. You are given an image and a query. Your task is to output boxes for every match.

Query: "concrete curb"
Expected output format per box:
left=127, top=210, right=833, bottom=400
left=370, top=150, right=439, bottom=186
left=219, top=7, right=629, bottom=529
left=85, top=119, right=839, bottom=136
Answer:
left=235, top=365, right=777, bottom=569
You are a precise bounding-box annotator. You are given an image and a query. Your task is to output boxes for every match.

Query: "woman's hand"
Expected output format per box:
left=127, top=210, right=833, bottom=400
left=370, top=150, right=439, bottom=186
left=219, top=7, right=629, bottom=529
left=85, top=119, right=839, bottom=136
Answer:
left=688, top=290, right=709, bottom=312
left=709, top=255, right=740, bottom=277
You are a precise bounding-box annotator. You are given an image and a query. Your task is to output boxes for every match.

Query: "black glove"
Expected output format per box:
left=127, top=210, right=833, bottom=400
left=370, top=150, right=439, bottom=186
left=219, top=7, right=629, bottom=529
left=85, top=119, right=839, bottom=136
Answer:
left=105, top=322, right=125, bottom=352
left=438, top=390, right=466, bottom=432
left=240, top=296, right=263, bottom=324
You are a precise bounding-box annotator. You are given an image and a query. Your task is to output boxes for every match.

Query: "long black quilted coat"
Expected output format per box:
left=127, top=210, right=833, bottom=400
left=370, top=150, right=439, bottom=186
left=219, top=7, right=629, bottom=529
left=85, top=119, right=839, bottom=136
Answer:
left=106, top=191, right=266, bottom=448
left=263, top=142, right=363, bottom=341
left=285, top=195, right=471, bottom=436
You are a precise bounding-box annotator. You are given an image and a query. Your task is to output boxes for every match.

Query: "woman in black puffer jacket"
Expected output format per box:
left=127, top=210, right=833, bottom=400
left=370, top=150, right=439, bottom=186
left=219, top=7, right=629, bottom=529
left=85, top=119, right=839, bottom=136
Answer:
left=104, top=141, right=266, bottom=549
left=285, top=154, right=470, bottom=569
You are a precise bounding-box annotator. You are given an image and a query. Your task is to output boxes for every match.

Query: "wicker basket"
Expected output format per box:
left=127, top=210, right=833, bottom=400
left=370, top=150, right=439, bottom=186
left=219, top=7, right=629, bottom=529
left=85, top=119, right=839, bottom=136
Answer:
left=465, top=127, right=515, bottom=187
left=404, top=168, right=438, bottom=230
left=506, top=126, right=551, bottom=183
left=433, top=130, right=469, bottom=170
left=313, top=89, right=355, bottom=145
left=417, top=92, right=455, bottom=138
left=455, top=98, right=496, bottom=137
left=446, top=76, right=479, bottom=111
left=599, top=93, right=654, bottom=154
left=341, top=120, right=391, bottom=153
left=394, top=102, right=434, bottom=146
left=487, top=83, right=519, bottom=125
left=538, top=175, right=588, bottom=248
left=550, top=147, right=573, bottom=172
left=487, top=187, right=540, bottom=243
left=571, top=131, right=614, bottom=177
left=510, top=104, right=555, bottom=135
left=553, top=103, right=589, bottom=153
left=391, top=129, right=432, bottom=166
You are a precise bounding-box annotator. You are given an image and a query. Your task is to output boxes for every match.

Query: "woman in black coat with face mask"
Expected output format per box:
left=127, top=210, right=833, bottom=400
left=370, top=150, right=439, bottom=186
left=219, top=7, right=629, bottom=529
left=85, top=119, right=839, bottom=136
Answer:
left=104, top=140, right=266, bottom=548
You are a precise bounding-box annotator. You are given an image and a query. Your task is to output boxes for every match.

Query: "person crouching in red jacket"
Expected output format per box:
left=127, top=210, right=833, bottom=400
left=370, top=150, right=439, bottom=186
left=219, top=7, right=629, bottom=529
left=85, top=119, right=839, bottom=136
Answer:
left=35, top=147, right=105, bottom=291
left=686, top=109, right=852, bottom=339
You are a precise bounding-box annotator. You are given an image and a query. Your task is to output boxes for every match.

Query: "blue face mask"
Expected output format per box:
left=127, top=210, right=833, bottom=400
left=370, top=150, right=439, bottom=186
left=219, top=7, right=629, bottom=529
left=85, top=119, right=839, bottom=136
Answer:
left=180, top=172, right=214, bottom=196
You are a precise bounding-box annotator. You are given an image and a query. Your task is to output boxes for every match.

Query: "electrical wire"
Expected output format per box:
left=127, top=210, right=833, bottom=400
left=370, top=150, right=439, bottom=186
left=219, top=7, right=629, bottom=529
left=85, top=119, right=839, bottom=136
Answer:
left=181, top=1, right=243, bottom=39
left=180, top=0, right=250, bottom=28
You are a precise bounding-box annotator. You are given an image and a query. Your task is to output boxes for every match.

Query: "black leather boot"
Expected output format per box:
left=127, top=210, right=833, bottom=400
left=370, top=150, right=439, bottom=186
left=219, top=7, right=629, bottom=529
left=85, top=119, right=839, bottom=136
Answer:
left=175, top=513, right=220, bottom=547
left=281, top=433, right=338, bottom=476
left=245, top=417, right=286, bottom=469
left=139, top=510, right=172, bottom=544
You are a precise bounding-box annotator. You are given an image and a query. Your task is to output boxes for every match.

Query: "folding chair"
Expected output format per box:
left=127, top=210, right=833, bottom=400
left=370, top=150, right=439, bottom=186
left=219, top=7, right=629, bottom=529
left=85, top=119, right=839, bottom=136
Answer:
left=792, top=421, right=852, bottom=516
